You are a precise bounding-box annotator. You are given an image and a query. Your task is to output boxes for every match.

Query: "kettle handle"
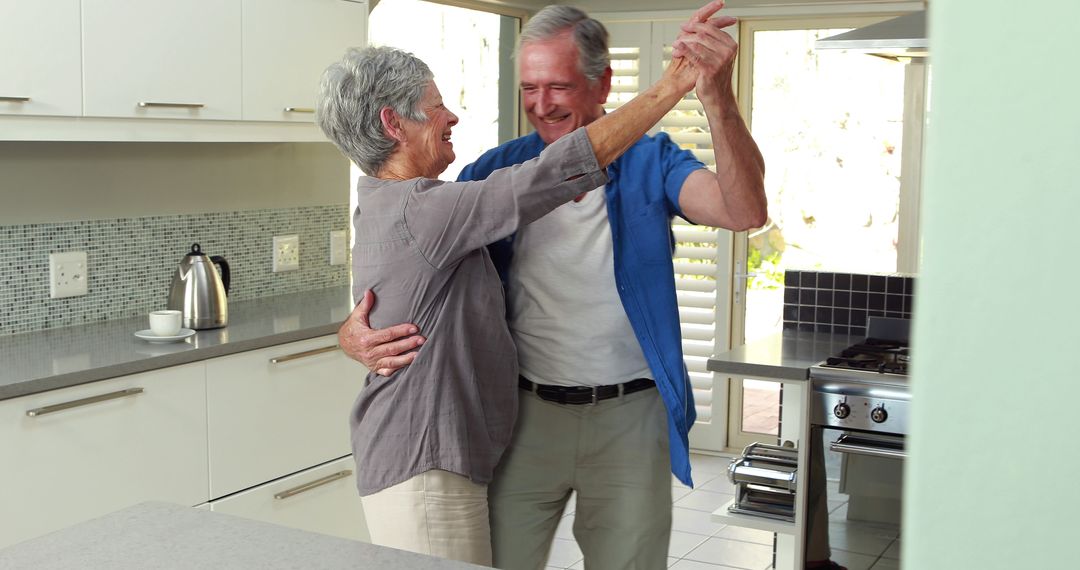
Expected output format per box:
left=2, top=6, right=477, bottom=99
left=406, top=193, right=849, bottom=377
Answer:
left=211, top=256, right=231, bottom=295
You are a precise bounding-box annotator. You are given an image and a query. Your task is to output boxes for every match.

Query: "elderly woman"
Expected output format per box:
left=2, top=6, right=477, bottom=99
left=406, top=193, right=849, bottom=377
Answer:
left=315, top=40, right=700, bottom=564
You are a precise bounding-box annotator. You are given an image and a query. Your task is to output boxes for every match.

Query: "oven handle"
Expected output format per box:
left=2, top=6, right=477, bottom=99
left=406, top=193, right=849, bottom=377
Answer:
left=829, top=433, right=906, bottom=460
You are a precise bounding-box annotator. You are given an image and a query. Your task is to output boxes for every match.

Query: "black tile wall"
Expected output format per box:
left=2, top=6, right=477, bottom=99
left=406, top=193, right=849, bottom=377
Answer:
left=782, top=270, right=915, bottom=337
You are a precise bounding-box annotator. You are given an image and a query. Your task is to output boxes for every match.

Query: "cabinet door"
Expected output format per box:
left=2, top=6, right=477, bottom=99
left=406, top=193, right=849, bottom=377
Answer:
left=81, top=0, right=242, bottom=120
left=0, top=0, right=82, bottom=116
left=211, top=455, right=369, bottom=542
left=206, top=335, right=367, bottom=499
left=242, top=0, right=368, bottom=122
left=0, top=363, right=209, bottom=549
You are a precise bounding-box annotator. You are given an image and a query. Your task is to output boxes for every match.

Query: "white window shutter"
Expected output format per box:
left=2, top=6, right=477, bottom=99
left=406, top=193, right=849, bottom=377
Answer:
left=603, top=19, right=738, bottom=443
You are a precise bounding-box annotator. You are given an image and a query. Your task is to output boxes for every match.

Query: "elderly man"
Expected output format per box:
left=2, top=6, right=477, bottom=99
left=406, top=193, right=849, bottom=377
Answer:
left=340, top=3, right=766, bottom=568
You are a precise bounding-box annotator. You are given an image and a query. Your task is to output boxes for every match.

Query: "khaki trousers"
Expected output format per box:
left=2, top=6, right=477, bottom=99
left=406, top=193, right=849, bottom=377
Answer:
left=490, top=386, right=672, bottom=570
left=361, top=469, right=492, bottom=566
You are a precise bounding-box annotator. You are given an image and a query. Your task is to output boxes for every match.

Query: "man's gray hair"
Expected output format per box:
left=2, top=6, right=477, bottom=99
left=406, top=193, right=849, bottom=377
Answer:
left=520, top=5, right=610, bottom=83
left=316, top=46, right=433, bottom=176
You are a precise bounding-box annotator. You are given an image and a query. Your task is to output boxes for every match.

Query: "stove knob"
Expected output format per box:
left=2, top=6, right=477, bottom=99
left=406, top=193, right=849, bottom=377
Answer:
left=871, top=405, right=889, bottom=423
left=833, top=402, right=851, bottom=419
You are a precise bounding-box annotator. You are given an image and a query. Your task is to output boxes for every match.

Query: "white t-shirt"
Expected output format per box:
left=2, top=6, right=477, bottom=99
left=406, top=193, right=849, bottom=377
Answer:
left=507, top=187, right=653, bottom=387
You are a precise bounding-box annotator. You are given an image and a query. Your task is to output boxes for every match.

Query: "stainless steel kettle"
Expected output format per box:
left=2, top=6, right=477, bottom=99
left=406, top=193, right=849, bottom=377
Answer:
left=167, top=243, right=230, bottom=330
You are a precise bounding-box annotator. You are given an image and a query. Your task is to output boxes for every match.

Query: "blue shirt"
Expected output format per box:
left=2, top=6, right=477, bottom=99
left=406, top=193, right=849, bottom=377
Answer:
left=458, top=131, right=705, bottom=487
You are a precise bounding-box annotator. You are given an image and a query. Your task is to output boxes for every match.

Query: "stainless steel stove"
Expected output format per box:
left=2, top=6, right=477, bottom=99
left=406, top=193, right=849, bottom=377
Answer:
left=809, top=318, right=912, bottom=439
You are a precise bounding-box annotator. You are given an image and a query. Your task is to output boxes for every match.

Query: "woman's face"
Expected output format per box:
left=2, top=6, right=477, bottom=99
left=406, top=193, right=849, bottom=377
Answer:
left=400, top=81, right=459, bottom=178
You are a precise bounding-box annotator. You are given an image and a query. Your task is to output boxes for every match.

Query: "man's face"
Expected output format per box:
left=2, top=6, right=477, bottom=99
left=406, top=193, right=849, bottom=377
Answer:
left=400, top=80, right=459, bottom=178
left=519, top=32, right=611, bottom=145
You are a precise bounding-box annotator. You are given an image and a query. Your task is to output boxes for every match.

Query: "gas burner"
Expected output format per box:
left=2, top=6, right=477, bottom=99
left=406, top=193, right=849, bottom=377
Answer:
left=822, top=337, right=910, bottom=375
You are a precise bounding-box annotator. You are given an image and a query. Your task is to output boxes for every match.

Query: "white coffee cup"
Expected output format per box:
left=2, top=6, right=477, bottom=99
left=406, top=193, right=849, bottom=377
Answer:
left=149, top=310, right=183, bottom=336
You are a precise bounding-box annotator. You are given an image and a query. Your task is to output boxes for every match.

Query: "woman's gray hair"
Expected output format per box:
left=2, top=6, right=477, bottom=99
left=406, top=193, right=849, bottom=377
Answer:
left=520, top=5, right=610, bottom=84
left=316, top=46, right=433, bottom=175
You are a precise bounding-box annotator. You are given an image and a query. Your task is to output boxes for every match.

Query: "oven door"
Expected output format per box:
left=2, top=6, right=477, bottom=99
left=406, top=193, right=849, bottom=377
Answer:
left=828, top=431, right=906, bottom=460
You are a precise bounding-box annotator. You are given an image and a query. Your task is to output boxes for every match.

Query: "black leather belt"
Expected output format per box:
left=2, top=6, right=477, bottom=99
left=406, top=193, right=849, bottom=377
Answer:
left=518, top=376, right=656, bottom=405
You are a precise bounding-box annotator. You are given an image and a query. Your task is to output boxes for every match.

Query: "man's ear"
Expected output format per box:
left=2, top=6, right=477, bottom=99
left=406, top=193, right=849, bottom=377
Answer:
left=597, top=66, right=613, bottom=105
left=380, top=107, right=407, bottom=143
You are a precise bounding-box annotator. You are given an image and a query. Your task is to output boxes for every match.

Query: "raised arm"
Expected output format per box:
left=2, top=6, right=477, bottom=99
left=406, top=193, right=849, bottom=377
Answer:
left=671, top=4, right=767, bottom=231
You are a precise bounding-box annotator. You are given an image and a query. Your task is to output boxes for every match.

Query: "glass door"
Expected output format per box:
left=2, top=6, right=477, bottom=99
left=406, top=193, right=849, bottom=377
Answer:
left=727, top=17, right=914, bottom=450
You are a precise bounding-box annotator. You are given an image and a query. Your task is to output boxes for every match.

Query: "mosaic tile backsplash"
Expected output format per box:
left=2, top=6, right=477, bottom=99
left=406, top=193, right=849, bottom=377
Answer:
left=782, top=270, right=915, bottom=337
left=0, top=206, right=349, bottom=336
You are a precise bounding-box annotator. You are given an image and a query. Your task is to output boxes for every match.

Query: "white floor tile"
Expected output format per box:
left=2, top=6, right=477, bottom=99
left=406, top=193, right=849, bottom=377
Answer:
left=827, top=498, right=847, bottom=513
left=714, top=525, right=774, bottom=546
left=672, top=506, right=726, bottom=536
left=546, top=537, right=583, bottom=569
left=670, top=559, right=746, bottom=569
left=669, top=530, right=712, bottom=558
left=676, top=489, right=734, bottom=513
left=565, top=491, right=577, bottom=516
left=827, top=548, right=880, bottom=570
left=869, top=557, right=900, bottom=570
left=683, top=537, right=773, bottom=569
left=699, top=474, right=736, bottom=495
left=673, top=485, right=695, bottom=502
left=827, top=522, right=896, bottom=557
left=555, top=514, right=574, bottom=540
left=881, top=538, right=900, bottom=560
left=691, top=453, right=736, bottom=476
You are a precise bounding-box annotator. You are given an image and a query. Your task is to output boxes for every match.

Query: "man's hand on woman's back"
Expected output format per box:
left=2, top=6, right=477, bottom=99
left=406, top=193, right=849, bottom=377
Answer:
left=338, top=289, right=426, bottom=376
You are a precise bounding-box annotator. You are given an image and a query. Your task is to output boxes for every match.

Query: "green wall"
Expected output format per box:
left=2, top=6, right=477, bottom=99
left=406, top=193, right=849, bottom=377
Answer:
left=906, top=1, right=1080, bottom=567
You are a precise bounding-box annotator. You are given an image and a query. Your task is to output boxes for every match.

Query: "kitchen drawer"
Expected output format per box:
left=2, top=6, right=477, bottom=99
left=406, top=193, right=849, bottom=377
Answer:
left=0, top=363, right=209, bottom=549
left=210, top=455, right=368, bottom=542
left=206, top=335, right=367, bottom=499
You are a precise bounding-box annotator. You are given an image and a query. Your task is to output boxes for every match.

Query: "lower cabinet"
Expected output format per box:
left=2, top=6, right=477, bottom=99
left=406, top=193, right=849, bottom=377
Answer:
left=0, top=363, right=209, bottom=549
left=1, top=335, right=369, bottom=549
left=205, top=335, right=366, bottom=499
left=210, top=455, right=369, bottom=542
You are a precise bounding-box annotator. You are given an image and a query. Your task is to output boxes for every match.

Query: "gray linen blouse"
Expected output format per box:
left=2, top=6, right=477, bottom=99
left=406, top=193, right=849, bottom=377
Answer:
left=348, top=127, right=609, bottom=495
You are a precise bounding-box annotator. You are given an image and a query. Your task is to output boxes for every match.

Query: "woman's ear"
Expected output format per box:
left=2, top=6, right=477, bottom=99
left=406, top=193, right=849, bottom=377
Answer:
left=380, top=107, right=407, bottom=143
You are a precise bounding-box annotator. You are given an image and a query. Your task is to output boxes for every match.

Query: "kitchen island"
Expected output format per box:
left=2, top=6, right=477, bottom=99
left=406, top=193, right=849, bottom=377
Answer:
left=0, top=502, right=480, bottom=569
left=0, top=285, right=354, bottom=401
left=706, top=329, right=854, bottom=570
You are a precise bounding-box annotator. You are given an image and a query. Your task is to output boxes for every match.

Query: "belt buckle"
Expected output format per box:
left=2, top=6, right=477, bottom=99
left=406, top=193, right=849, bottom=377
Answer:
left=589, top=386, right=598, bottom=406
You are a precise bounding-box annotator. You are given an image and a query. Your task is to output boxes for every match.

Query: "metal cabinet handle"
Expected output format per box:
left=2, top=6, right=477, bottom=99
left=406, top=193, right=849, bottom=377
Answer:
left=26, top=387, right=145, bottom=417
left=269, top=345, right=340, bottom=364
left=283, top=107, right=315, bottom=113
left=0, top=96, right=31, bottom=102
left=137, top=102, right=205, bottom=109
left=274, top=470, right=352, bottom=500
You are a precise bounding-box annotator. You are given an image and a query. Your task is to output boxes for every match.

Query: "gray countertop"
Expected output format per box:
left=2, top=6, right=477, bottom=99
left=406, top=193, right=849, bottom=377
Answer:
left=0, top=286, right=355, bottom=401
left=707, top=330, right=857, bottom=381
left=0, top=502, right=481, bottom=569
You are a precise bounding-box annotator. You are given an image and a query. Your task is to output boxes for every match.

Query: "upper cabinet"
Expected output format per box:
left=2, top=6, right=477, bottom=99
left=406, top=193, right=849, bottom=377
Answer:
left=82, top=0, right=242, bottom=120
left=0, top=0, right=368, bottom=141
left=0, top=0, right=83, bottom=116
left=242, top=0, right=368, bottom=122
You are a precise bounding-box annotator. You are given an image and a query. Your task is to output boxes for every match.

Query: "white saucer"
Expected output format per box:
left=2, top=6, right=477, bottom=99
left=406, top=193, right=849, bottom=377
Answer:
left=134, top=328, right=196, bottom=343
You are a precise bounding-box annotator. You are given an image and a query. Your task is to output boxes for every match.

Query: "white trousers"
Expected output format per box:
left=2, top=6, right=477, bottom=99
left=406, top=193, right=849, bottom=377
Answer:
left=361, top=469, right=492, bottom=566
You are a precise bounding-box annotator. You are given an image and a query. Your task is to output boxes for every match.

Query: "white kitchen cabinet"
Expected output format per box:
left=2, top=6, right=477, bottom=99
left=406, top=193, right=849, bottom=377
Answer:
left=81, top=0, right=242, bottom=120
left=206, top=335, right=367, bottom=499
left=242, top=0, right=368, bottom=122
left=210, top=455, right=369, bottom=542
left=0, top=363, right=209, bottom=549
left=0, top=0, right=82, bottom=117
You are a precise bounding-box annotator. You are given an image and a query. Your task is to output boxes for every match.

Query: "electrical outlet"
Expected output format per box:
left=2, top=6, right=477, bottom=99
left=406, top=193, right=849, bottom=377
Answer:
left=329, top=230, right=347, bottom=266
left=273, top=235, right=300, bottom=272
left=49, top=251, right=89, bottom=298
